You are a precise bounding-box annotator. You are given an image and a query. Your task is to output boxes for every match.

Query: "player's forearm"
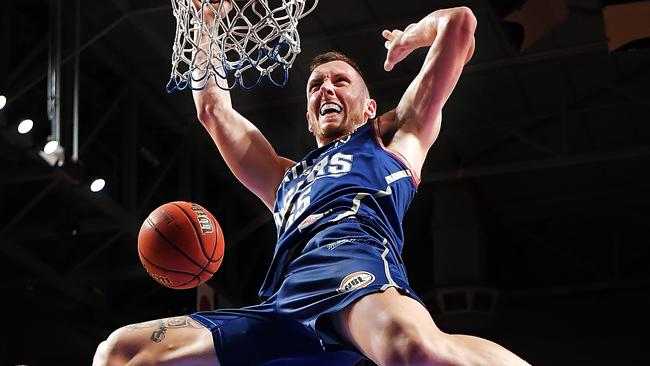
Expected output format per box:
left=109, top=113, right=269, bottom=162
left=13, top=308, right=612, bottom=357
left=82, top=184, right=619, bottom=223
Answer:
left=190, top=0, right=250, bottom=157
left=411, top=8, right=476, bottom=109
left=396, top=7, right=476, bottom=144
left=188, top=2, right=292, bottom=208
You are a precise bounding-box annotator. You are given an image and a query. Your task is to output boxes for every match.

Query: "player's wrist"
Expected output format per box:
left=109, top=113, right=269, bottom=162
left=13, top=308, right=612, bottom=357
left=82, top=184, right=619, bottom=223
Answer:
left=416, top=13, right=440, bottom=46
left=427, top=7, right=476, bottom=39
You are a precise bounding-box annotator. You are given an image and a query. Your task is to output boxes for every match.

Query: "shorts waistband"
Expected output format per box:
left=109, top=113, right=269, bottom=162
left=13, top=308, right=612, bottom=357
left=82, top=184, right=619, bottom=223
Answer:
left=333, top=215, right=375, bottom=227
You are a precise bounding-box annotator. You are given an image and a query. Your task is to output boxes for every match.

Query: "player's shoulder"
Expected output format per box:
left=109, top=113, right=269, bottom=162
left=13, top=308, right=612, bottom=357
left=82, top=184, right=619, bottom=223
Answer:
left=374, top=109, right=400, bottom=144
left=373, top=109, right=428, bottom=178
left=365, top=109, right=411, bottom=157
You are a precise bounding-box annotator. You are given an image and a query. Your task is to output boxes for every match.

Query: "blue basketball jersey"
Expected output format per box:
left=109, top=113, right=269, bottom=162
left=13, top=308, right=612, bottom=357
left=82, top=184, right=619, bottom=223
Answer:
left=259, top=121, right=419, bottom=300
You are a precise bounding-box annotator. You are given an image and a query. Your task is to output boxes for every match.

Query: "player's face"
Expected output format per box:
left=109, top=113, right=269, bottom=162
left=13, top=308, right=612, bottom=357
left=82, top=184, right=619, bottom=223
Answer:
left=306, top=61, right=376, bottom=146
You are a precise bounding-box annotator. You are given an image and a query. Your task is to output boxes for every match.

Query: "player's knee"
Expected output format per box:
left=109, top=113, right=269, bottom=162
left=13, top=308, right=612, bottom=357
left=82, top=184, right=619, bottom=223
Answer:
left=93, top=330, right=127, bottom=366
left=92, top=339, right=110, bottom=366
left=379, top=316, right=456, bottom=366
left=93, top=327, right=152, bottom=366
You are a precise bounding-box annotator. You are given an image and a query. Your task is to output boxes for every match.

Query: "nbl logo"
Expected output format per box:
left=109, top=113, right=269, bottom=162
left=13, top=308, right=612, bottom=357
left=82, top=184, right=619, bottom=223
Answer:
left=338, top=271, right=375, bottom=293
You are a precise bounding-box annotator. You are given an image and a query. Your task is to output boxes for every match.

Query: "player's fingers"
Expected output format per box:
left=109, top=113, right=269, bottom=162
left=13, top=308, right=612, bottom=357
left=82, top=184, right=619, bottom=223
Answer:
left=384, top=47, right=401, bottom=71
left=384, top=59, right=393, bottom=72
left=384, top=55, right=397, bottom=71
left=384, top=33, right=403, bottom=71
left=384, top=41, right=412, bottom=71
left=205, top=0, right=233, bottom=16
left=382, top=29, right=393, bottom=40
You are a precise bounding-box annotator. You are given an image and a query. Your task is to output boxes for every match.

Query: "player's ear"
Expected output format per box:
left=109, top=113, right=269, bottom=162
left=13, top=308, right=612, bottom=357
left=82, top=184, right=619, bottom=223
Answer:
left=306, top=111, right=313, bottom=132
left=365, top=99, right=377, bottom=120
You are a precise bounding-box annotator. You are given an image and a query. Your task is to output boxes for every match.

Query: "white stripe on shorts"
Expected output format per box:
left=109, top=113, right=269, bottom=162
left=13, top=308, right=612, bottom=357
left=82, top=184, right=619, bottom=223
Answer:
left=380, top=238, right=397, bottom=290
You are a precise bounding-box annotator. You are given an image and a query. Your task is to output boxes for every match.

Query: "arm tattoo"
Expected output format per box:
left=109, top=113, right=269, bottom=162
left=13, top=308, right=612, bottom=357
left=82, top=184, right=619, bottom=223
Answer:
left=123, top=316, right=204, bottom=343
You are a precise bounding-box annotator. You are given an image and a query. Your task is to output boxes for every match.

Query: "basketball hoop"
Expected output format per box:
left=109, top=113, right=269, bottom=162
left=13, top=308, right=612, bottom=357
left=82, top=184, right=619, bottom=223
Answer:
left=167, top=0, right=318, bottom=92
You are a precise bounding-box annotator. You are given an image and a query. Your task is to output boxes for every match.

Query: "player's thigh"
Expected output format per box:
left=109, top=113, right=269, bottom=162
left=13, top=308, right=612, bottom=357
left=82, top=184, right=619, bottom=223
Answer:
left=332, top=287, right=445, bottom=360
left=103, top=315, right=219, bottom=366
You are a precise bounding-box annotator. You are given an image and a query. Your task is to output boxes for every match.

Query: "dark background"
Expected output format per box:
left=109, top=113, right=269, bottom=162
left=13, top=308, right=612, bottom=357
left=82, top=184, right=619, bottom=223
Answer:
left=1, top=0, right=649, bottom=365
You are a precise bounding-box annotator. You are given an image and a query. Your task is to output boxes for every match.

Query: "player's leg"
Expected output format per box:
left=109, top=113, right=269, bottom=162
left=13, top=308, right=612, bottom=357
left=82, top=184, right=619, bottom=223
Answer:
left=92, top=316, right=219, bottom=366
left=332, top=288, right=531, bottom=366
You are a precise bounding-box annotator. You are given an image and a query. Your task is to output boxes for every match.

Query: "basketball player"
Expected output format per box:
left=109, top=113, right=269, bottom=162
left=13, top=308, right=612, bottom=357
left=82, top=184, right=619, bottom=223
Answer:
left=93, top=2, right=531, bottom=365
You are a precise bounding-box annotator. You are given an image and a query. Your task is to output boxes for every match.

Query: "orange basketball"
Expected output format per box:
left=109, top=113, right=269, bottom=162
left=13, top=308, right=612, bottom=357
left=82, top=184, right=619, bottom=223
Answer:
left=138, top=201, right=224, bottom=289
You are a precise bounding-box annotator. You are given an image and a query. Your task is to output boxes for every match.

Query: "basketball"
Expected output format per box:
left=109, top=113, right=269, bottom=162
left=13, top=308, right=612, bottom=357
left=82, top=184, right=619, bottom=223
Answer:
left=137, top=201, right=224, bottom=289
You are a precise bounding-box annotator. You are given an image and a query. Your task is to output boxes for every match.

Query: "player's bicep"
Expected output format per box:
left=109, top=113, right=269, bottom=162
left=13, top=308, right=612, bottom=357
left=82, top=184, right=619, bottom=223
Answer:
left=223, top=128, right=295, bottom=210
left=258, top=156, right=295, bottom=210
left=197, top=106, right=293, bottom=210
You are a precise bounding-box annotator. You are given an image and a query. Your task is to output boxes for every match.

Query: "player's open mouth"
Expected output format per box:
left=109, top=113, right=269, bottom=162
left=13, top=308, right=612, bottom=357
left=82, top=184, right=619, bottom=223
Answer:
left=320, top=103, right=342, bottom=116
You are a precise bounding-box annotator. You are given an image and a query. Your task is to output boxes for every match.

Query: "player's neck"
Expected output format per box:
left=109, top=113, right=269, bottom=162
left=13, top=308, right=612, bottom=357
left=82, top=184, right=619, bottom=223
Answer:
left=315, top=121, right=367, bottom=147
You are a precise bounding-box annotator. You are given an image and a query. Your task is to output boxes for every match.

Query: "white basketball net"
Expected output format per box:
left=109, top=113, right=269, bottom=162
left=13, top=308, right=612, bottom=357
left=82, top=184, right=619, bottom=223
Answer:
left=168, top=0, right=318, bottom=92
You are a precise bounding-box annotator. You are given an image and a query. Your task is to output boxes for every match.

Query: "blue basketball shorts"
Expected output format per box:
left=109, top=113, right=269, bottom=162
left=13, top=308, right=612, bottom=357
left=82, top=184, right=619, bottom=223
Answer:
left=191, top=217, right=422, bottom=365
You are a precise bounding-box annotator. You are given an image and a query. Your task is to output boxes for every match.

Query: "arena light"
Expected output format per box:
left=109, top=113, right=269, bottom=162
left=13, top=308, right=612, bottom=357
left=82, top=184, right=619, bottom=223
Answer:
left=90, top=178, right=106, bottom=192
left=43, top=140, right=59, bottom=154
left=0, top=95, right=6, bottom=110
left=17, top=119, right=34, bottom=134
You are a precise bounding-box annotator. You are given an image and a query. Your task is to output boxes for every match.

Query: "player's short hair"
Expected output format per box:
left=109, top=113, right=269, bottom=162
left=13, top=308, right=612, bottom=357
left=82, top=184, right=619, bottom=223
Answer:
left=309, top=51, right=367, bottom=87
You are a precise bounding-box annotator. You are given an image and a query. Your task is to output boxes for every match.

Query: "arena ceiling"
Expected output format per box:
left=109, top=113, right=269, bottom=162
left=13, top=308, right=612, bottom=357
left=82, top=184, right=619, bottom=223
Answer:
left=1, top=0, right=649, bottom=364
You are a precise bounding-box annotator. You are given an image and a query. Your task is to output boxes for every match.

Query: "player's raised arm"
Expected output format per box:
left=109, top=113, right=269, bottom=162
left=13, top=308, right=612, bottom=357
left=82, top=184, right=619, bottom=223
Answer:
left=378, top=7, right=477, bottom=176
left=190, top=0, right=295, bottom=210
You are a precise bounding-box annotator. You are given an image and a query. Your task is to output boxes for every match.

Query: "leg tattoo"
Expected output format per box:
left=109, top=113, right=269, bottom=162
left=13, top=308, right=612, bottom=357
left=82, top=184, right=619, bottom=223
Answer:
left=151, top=320, right=167, bottom=343
left=124, top=316, right=203, bottom=343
